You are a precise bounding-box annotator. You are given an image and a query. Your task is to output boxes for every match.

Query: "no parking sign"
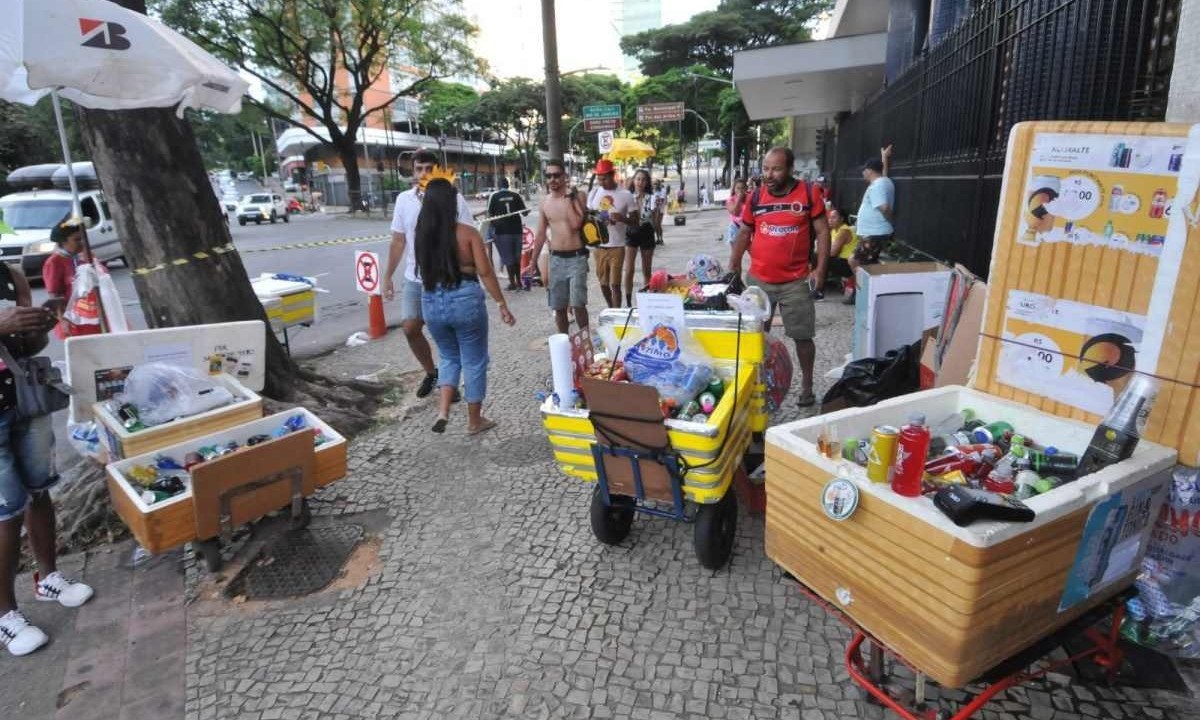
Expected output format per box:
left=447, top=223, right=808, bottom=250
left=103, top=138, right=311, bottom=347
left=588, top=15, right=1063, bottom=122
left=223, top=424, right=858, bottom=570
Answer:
left=355, top=251, right=381, bottom=295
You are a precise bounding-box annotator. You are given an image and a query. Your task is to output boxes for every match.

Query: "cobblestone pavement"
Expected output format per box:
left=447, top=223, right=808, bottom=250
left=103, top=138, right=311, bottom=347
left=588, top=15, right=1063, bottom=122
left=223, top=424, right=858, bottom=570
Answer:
left=176, top=209, right=1196, bottom=720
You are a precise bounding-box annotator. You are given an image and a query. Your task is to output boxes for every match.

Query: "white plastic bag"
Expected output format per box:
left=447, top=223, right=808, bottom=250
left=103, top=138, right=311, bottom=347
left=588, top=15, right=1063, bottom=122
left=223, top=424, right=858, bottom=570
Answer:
left=621, top=323, right=715, bottom=407
left=63, top=263, right=101, bottom=327
left=96, top=263, right=129, bottom=333
left=117, top=363, right=235, bottom=427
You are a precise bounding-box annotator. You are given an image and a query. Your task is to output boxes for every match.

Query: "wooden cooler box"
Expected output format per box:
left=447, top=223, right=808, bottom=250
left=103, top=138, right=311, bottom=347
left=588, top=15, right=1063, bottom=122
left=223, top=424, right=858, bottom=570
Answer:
left=93, top=373, right=263, bottom=460
left=766, top=120, right=1200, bottom=687
left=106, top=409, right=348, bottom=554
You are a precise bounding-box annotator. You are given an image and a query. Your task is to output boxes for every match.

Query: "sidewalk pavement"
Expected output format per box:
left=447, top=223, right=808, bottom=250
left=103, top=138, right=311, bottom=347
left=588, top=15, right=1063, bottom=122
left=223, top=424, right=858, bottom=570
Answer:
left=2, top=210, right=1196, bottom=720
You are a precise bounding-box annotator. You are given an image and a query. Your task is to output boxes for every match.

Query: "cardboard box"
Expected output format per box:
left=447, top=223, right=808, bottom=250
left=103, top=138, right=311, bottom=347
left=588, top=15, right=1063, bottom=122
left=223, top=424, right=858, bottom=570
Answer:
left=920, top=265, right=988, bottom=389
left=853, top=262, right=952, bottom=359
left=766, top=386, right=1174, bottom=687
left=106, top=409, right=347, bottom=553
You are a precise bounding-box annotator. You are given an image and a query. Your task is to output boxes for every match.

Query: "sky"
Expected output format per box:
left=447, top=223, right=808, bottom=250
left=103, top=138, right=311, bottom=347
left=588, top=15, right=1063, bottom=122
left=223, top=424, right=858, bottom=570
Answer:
left=463, top=0, right=721, bottom=82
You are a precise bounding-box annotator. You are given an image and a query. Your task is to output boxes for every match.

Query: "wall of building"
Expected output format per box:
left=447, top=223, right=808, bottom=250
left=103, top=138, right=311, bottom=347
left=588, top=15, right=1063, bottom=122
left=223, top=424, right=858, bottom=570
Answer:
left=1167, top=0, right=1200, bottom=122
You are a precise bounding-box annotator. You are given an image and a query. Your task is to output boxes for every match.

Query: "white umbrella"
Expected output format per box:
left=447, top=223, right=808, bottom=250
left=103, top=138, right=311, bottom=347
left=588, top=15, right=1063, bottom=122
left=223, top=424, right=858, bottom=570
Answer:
left=0, top=0, right=248, bottom=217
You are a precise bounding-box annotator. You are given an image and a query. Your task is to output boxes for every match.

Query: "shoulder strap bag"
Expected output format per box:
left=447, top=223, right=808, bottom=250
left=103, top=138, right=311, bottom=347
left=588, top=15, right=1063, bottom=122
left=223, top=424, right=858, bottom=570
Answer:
left=0, top=340, right=71, bottom=419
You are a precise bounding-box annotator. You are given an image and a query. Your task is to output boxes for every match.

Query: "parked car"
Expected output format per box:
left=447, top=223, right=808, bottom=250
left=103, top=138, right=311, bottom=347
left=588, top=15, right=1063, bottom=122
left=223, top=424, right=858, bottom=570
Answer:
left=237, top=193, right=288, bottom=225
left=237, top=171, right=254, bottom=181
left=0, top=188, right=126, bottom=280
left=283, top=181, right=299, bottom=192
left=475, top=187, right=496, bottom=199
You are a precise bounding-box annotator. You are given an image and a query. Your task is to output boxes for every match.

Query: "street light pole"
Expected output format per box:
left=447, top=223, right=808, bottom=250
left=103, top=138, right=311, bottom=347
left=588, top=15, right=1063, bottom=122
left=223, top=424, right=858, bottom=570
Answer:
left=684, top=109, right=709, bottom=207
left=685, top=73, right=736, bottom=183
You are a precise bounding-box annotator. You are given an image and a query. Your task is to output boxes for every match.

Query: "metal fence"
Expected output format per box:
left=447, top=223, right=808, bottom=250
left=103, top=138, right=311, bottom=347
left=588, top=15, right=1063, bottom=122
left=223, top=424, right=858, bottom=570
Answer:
left=822, top=0, right=1179, bottom=278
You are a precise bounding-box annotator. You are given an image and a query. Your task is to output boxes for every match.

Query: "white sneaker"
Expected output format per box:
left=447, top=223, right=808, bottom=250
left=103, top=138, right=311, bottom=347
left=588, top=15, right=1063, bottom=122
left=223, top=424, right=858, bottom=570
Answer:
left=0, top=609, right=49, bottom=656
left=34, top=571, right=94, bottom=608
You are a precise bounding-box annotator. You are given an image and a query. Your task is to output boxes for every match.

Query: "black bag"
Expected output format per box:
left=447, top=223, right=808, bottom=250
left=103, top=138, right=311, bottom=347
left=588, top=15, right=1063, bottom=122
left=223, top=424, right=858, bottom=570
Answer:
left=820, top=340, right=922, bottom=413
left=0, top=342, right=70, bottom=419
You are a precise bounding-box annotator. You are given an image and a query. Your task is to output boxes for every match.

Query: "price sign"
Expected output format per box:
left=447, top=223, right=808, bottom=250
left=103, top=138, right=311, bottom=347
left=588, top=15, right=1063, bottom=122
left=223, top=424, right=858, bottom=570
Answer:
left=1050, top=174, right=1101, bottom=220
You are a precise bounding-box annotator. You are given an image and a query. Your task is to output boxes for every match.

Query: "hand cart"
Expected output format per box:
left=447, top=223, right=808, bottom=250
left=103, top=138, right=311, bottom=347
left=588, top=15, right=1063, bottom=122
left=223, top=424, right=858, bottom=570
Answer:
left=541, top=308, right=768, bottom=569
left=788, top=574, right=1131, bottom=720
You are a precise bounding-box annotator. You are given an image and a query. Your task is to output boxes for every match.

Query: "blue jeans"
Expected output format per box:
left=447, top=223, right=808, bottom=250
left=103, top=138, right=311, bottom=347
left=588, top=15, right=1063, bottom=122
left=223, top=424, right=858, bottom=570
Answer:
left=421, top=281, right=490, bottom=404
left=0, top=410, right=56, bottom=522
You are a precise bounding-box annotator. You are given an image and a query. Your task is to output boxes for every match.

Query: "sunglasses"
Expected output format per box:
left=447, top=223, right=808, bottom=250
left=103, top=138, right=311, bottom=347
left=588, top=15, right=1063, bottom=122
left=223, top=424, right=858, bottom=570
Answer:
left=545, top=172, right=564, bottom=179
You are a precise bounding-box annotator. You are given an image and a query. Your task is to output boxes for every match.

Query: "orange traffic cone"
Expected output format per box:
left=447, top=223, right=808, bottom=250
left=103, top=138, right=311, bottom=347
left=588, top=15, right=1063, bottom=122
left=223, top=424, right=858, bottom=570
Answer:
left=368, top=293, right=387, bottom=339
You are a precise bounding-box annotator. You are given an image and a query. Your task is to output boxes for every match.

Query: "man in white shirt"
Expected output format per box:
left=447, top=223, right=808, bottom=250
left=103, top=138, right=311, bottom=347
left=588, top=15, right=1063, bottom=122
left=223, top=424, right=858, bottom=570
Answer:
left=587, top=159, right=634, bottom=308
left=384, top=150, right=475, bottom=398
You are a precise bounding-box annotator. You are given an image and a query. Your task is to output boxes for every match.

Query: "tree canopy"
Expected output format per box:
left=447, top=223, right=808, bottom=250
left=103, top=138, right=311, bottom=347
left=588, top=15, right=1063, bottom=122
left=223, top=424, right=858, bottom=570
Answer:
left=620, top=0, right=830, bottom=77
left=417, top=81, right=479, bottom=134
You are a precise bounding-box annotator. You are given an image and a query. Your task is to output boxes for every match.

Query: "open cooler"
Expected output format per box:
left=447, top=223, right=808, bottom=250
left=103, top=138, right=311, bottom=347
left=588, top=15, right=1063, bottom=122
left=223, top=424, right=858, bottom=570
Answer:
left=106, top=409, right=347, bottom=555
left=764, top=120, right=1200, bottom=689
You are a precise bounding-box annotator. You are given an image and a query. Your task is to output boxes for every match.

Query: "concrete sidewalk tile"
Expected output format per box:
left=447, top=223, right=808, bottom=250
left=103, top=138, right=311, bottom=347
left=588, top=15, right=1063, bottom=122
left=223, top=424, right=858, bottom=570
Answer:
left=118, top=688, right=186, bottom=720
left=53, top=680, right=123, bottom=720
left=126, top=624, right=186, bottom=671
left=121, top=649, right=185, bottom=704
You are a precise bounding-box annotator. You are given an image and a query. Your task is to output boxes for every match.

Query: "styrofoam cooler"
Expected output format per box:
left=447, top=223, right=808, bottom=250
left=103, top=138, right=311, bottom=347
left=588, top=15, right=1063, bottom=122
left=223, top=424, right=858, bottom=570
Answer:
left=765, top=385, right=1175, bottom=687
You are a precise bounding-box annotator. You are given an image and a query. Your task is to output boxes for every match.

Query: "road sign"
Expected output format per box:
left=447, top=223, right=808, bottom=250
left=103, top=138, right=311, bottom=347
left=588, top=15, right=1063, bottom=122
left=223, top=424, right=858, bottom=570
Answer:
left=698, top=139, right=723, bottom=151
left=584, top=117, right=621, bottom=132
left=355, top=251, right=381, bottom=295
left=637, top=102, right=685, bottom=124
left=598, top=131, right=614, bottom=154
left=582, top=104, right=621, bottom=120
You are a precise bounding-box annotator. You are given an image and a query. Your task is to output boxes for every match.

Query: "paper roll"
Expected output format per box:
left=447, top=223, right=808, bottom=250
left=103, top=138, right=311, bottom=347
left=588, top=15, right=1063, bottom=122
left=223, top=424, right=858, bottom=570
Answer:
left=548, top=333, right=576, bottom=407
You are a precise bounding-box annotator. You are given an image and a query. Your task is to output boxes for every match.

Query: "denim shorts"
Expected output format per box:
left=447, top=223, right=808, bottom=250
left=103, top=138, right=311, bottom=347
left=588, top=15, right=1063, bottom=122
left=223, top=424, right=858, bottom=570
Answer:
left=0, top=410, right=56, bottom=522
left=400, top=279, right=424, bottom=322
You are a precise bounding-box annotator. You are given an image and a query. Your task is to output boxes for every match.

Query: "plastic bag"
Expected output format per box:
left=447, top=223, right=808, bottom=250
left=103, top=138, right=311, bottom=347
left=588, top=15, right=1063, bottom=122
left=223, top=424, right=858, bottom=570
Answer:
left=820, top=340, right=922, bottom=412
left=1122, top=465, right=1200, bottom=658
left=116, top=363, right=235, bottom=427
left=63, top=262, right=101, bottom=327
left=762, top=336, right=794, bottom=411
left=96, top=263, right=129, bottom=333
left=622, top=324, right=714, bottom=407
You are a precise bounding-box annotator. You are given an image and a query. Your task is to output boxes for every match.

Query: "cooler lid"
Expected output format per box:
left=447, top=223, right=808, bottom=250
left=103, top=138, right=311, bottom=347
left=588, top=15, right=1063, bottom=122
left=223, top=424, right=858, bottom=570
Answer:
left=64, top=320, right=268, bottom=423
left=972, top=120, right=1200, bottom=463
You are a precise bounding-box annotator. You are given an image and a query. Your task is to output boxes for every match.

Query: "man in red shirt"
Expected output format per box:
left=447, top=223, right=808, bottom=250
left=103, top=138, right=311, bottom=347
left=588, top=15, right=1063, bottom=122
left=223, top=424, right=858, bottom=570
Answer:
left=729, top=147, right=830, bottom=407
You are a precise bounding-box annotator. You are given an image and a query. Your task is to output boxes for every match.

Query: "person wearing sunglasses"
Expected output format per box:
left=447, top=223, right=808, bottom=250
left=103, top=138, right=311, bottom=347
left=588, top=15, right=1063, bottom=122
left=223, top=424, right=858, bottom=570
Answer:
left=530, top=160, right=589, bottom=334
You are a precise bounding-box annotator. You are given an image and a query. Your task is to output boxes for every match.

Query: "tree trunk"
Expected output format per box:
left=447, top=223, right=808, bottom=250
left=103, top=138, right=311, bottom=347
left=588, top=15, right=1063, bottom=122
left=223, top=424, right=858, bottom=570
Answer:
left=77, top=107, right=299, bottom=397
left=340, top=143, right=363, bottom=213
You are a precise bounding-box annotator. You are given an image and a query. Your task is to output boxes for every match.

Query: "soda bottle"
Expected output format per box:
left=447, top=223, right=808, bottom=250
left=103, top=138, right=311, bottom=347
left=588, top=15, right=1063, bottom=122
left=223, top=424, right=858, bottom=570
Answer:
left=892, top=414, right=931, bottom=497
left=983, top=463, right=1017, bottom=494
left=925, top=444, right=1001, bottom=477
left=1014, top=470, right=1041, bottom=500
left=1078, top=375, right=1159, bottom=476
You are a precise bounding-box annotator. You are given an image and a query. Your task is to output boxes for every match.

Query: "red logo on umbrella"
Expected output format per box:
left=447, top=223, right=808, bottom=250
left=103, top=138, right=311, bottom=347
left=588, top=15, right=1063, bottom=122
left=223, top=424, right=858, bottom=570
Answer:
left=79, top=18, right=131, bottom=51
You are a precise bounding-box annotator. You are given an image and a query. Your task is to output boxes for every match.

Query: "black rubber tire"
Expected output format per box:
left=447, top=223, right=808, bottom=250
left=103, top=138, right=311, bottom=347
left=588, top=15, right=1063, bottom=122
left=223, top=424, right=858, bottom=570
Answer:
left=255, top=219, right=262, bottom=225
left=282, top=213, right=289, bottom=223
left=238, top=218, right=246, bottom=226
left=269, top=211, right=277, bottom=224
left=196, top=539, right=222, bottom=572
left=589, top=487, right=634, bottom=545
left=693, top=490, right=737, bottom=569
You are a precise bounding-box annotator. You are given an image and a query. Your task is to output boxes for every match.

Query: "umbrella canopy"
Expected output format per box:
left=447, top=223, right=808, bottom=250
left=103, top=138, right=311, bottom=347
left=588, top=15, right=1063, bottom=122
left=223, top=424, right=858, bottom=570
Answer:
left=606, top=138, right=656, bottom=162
left=0, top=0, right=247, bottom=114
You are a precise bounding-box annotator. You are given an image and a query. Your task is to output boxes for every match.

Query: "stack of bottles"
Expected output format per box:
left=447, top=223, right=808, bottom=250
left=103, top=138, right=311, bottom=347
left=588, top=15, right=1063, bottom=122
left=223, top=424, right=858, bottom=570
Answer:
left=816, top=376, right=1159, bottom=501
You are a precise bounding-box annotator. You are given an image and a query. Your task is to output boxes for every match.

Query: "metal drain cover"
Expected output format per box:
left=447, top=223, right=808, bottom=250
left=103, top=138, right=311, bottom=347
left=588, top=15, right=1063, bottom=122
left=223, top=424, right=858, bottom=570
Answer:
left=225, top=524, right=364, bottom=600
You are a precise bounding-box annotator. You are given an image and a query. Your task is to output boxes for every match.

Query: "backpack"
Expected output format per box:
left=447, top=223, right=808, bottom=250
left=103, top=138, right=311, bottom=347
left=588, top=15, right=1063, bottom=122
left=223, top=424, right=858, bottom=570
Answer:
left=578, top=186, right=610, bottom=247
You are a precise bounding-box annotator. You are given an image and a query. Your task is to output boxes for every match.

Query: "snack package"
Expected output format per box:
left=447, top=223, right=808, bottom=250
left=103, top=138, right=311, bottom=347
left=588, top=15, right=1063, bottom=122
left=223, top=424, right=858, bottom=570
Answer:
left=622, top=323, right=714, bottom=407
left=762, top=335, right=794, bottom=411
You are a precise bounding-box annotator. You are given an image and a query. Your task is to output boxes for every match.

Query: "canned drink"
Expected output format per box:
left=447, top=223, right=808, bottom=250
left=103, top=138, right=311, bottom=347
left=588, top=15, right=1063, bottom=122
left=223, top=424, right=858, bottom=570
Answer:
left=867, top=425, right=900, bottom=483
left=707, top=377, right=725, bottom=399
left=698, top=392, right=717, bottom=414
left=681, top=400, right=701, bottom=418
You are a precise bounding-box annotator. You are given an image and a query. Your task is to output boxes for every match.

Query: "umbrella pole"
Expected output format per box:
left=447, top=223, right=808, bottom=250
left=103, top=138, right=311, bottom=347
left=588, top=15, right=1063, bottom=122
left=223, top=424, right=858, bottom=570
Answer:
left=50, top=89, right=109, bottom=333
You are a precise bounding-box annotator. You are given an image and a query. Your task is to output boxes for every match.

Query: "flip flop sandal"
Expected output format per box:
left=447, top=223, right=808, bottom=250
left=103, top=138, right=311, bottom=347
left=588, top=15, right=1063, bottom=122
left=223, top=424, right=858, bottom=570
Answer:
left=468, top=419, right=497, bottom=436
left=432, top=417, right=448, bottom=433
left=797, top=392, right=816, bottom=408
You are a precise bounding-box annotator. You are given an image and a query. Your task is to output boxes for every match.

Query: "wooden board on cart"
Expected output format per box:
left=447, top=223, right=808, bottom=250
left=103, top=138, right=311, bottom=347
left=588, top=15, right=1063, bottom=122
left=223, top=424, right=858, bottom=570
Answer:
left=581, top=378, right=674, bottom=502
left=105, top=409, right=348, bottom=554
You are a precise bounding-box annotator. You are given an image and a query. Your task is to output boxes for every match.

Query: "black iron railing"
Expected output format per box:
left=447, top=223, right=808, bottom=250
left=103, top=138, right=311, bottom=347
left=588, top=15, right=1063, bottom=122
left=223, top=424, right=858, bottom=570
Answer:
left=823, top=0, right=1179, bottom=277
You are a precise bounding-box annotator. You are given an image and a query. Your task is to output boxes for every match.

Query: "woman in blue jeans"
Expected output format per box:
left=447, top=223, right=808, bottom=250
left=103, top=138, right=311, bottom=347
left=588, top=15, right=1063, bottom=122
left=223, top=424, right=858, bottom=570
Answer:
left=414, top=179, right=516, bottom=434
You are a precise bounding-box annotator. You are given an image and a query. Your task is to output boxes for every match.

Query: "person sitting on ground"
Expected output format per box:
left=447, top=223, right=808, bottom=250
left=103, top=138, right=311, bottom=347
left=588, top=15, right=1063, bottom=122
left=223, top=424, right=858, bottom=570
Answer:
left=824, top=207, right=859, bottom=303
left=0, top=262, right=94, bottom=657
left=412, top=179, right=516, bottom=435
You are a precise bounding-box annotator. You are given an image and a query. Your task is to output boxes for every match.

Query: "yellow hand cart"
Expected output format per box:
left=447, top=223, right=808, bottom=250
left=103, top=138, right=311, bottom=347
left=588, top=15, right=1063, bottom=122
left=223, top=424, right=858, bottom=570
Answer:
left=540, top=308, right=768, bottom=568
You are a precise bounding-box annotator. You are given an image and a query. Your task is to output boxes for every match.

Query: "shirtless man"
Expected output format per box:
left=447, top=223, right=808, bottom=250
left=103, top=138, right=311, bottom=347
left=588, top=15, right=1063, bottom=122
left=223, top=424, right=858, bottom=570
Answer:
left=530, top=158, right=589, bottom=334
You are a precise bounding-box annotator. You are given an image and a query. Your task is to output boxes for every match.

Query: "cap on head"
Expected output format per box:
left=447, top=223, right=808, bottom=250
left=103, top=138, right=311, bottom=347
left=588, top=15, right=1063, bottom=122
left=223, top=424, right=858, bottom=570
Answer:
left=862, top=158, right=883, bottom=174
left=594, top=159, right=615, bottom=175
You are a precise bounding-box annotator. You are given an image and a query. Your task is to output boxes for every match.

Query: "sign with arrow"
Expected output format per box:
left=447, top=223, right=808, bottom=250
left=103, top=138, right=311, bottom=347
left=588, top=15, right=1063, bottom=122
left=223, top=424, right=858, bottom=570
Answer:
left=698, top=139, right=723, bottom=151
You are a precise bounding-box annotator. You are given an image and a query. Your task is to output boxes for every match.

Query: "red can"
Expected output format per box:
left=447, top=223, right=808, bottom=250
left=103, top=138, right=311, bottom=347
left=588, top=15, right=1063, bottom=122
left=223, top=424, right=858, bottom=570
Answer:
left=892, top=415, right=931, bottom=497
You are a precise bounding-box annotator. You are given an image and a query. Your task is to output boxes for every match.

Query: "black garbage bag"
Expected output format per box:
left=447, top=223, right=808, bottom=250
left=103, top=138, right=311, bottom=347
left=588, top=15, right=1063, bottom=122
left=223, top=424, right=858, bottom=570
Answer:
left=821, top=340, right=923, bottom=413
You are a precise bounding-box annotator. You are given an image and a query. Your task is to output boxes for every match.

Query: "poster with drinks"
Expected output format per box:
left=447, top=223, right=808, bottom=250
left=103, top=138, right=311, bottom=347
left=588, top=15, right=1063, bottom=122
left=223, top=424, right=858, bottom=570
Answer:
left=1017, top=134, right=1183, bottom=255
left=1059, top=469, right=1169, bottom=612
left=996, top=131, right=1190, bottom=417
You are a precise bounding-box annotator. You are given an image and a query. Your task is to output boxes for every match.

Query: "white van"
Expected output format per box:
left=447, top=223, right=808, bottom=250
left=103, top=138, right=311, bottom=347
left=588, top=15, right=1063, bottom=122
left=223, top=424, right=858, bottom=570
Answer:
left=0, top=163, right=125, bottom=281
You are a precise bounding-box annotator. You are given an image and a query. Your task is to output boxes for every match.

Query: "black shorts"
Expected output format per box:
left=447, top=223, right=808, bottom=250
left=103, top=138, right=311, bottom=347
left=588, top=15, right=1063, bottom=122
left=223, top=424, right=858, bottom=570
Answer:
left=853, top=234, right=891, bottom=264
left=827, top=257, right=853, bottom=278
left=626, top=223, right=656, bottom=250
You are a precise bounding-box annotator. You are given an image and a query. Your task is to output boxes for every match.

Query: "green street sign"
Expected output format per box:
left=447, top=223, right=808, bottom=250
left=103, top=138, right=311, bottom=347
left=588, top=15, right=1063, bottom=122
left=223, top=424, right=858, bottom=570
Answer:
left=582, top=104, right=621, bottom=121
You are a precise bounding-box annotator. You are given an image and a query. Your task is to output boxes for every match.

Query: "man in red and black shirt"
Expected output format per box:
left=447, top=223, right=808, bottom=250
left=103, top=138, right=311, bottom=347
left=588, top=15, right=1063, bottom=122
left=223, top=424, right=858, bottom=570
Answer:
left=729, top=147, right=830, bottom=407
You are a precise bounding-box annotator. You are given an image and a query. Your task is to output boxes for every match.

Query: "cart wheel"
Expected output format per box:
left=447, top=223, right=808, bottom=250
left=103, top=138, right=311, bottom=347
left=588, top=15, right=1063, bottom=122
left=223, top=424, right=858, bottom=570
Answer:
left=195, top=539, right=222, bottom=572
left=590, top=487, right=634, bottom=545
left=290, top=498, right=312, bottom=530
left=694, top=490, right=737, bottom=570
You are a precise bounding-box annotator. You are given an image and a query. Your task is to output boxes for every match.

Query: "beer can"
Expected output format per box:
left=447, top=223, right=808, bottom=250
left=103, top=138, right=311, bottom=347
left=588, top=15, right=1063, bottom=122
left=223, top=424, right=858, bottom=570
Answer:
left=867, top=425, right=900, bottom=483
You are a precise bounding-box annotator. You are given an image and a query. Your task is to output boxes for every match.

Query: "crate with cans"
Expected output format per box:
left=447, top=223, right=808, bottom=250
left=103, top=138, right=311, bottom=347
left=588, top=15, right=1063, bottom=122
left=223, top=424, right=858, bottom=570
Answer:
left=764, top=120, right=1200, bottom=713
